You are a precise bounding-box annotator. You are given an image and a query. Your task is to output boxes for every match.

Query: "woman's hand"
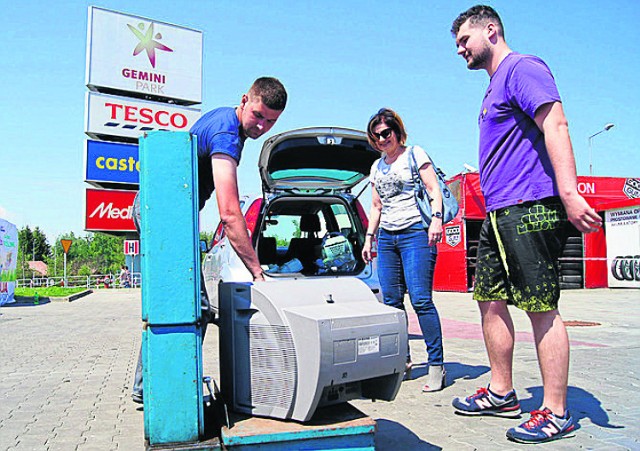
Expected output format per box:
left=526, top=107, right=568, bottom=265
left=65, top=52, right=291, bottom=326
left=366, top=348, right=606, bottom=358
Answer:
left=362, top=237, right=373, bottom=262
left=428, top=218, right=443, bottom=247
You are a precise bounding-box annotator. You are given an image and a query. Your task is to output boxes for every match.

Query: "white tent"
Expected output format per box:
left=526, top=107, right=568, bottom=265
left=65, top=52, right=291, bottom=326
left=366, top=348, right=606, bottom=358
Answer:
left=0, top=218, right=18, bottom=305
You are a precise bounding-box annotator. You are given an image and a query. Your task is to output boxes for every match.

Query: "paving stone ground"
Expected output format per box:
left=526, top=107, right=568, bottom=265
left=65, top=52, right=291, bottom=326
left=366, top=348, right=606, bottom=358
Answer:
left=1, top=288, right=638, bottom=450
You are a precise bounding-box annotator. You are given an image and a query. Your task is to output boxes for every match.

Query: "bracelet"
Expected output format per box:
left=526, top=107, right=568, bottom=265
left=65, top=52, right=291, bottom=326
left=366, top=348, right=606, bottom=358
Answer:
left=366, top=232, right=374, bottom=237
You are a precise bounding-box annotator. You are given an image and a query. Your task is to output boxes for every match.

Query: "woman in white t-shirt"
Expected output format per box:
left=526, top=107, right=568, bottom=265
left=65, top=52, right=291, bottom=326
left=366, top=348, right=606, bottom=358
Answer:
left=362, top=108, right=446, bottom=392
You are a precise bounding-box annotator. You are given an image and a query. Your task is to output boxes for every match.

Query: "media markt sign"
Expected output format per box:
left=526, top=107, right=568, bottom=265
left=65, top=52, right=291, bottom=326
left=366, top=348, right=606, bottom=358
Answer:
left=86, top=6, right=202, bottom=105
left=85, top=188, right=137, bottom=232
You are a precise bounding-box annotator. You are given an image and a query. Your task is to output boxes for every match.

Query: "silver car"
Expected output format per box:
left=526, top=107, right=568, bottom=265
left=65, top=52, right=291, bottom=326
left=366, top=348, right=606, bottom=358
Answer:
left=202, top=127, right=382, bottom=314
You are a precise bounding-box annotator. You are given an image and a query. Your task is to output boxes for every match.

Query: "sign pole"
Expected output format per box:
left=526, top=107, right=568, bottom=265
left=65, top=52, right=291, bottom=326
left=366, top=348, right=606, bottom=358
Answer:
left=123, top=240, right=140, bottom=287
left=60, top=240, right=73, bottom=286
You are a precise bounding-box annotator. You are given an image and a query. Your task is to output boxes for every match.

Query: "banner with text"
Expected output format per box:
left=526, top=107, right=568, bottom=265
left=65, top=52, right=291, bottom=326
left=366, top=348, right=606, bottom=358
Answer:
left=0, top=219, right=18, bottom=305
left=606, top=206, right=640, bottom=288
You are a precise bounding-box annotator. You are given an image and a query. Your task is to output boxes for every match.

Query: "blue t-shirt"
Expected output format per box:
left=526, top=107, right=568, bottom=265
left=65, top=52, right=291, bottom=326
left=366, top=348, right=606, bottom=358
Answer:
left=478, top=53, right=562, bottom=212
left=190, top=107, right=245, bottom=210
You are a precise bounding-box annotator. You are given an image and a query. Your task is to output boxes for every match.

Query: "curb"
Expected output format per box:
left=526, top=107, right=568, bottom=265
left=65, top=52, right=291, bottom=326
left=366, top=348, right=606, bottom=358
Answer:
left=10, top=290, right=93, bottom=304
left=55, top=289, right=94, bottom=302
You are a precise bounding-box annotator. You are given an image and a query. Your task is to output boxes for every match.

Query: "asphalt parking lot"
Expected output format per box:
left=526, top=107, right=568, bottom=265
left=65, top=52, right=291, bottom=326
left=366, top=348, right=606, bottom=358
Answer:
left=1, top=287, right=638, bottom=450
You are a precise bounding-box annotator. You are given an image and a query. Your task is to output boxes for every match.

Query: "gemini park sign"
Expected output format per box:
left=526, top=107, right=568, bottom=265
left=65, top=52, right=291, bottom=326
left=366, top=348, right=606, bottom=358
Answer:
left=84, top=7, right=202, bottom=235
left=85, top=7, right=202, bottom=105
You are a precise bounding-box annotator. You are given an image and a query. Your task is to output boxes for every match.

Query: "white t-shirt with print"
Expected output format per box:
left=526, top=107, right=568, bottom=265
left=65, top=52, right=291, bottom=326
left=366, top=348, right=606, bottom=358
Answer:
left=369, top=145, right=431, bottom=232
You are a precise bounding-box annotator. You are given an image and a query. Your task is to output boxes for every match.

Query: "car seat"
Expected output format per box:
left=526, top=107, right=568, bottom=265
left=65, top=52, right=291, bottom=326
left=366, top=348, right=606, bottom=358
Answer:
left=258, top=237, right=278, bottom=265
left=284, top=214, right=322, bottom=270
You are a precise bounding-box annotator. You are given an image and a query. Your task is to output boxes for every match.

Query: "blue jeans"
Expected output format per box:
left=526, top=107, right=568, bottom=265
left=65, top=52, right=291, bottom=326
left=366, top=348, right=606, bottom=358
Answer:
left=377, top=223, right=444, bottom=366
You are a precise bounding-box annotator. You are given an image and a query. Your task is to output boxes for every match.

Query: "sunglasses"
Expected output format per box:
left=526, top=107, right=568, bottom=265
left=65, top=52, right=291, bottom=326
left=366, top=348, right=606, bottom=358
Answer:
left=373, top=128, right=394, bottom=140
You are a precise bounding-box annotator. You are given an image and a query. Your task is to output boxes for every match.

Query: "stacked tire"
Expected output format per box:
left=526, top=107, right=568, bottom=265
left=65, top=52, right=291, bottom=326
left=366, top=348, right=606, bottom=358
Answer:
left=467, top=240, right=479, bottom=291
left=559, top=236, right=583, bottom=289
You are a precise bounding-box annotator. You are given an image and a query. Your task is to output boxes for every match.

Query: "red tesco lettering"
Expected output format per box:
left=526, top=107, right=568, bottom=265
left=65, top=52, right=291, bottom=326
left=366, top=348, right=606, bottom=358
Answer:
left=104, top=102, right=188, bottom=129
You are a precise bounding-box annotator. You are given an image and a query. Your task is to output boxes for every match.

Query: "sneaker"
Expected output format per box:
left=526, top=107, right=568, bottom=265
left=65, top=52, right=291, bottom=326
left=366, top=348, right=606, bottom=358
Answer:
left=506, top=408, right=576, bottom=444
left=131, top=392, right=143, bottom=404
left=452, top=387, right=521, bottom=417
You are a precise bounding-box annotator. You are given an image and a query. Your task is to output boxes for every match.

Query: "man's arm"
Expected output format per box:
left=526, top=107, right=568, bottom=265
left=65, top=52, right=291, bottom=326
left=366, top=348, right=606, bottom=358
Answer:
left=534, top=102, right=602, bottom=233
left=211, top=154, right=264, bottom=281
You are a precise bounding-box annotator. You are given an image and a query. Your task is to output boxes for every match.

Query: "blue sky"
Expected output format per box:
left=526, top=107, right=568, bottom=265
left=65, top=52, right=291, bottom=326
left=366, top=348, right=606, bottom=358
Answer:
left=1, top=0, right=638, bottom=240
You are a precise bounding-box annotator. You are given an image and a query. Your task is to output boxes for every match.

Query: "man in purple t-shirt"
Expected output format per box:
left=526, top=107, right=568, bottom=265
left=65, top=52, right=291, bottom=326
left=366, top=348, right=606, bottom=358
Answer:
left=450, top=5, right=602, bottom=444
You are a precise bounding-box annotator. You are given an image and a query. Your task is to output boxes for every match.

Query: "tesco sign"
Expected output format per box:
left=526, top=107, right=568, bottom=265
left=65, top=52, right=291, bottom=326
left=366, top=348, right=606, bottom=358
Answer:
left=85, top=188, right=137, bottom=232
left=85, top=92, right=201, bottom=141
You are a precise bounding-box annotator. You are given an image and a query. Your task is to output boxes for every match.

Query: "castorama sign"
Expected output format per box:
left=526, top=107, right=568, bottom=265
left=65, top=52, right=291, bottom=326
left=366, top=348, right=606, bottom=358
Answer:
left=85, top=189, right=137, bottom=232
left=85, top=7, right=202, bottom=105
left=86, top=140, right=139, bottom=185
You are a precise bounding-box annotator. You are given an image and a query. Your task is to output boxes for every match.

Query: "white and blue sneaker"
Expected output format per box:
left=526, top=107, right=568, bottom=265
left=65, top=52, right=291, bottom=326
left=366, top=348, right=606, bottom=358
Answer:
left=452, top=386, right=521, bottom=417
left=506, top=408, right=576, bottom=443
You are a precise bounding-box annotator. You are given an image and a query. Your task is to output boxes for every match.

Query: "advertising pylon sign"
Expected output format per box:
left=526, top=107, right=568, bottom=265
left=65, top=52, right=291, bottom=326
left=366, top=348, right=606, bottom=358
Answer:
left=0, top=219, right=19, bottom=305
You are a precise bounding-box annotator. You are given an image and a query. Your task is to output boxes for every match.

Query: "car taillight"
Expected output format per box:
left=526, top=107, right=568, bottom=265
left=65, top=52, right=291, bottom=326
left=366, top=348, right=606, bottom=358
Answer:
left=355, top=199, right=369, bottom=231
left=211, top=198, right=263, bottom=247
left=211, top=222, right=225, bottom=247
left=354, top=199, right=377, bottom=259
left=244, top=198, right=263, bottom=240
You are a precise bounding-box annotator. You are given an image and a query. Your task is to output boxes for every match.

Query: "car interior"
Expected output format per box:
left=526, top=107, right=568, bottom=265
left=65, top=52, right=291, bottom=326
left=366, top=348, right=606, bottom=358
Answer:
left=256, top=196, right=366, bottom=276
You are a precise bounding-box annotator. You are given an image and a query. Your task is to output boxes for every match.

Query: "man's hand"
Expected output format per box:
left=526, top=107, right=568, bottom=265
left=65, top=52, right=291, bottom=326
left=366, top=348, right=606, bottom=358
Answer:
left=534, top=102, right=602, bottom=234
left=561, top=192, right=602, bottom=233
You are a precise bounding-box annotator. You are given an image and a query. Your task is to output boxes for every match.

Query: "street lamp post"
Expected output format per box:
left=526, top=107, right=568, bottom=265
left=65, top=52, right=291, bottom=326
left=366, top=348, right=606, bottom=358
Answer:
left=588, top=123, right=615, bottom=176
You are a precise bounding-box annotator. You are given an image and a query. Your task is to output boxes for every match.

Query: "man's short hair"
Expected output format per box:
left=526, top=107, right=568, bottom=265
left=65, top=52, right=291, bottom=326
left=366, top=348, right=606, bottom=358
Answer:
left=451, top=4, right=504, bottom=38
left=249, top=77, right=287, bottom=111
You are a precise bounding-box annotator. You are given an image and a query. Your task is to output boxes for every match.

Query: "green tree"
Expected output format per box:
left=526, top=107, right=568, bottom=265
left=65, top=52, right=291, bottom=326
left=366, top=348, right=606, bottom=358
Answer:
left=89, top=233, right=125, bottom=274
left=32, top=227, right=50, bottom=261
left=292, top=219, right=301, bottom=239
left=18, top=226, right=50, bottom=262
left=17, top=226, right=51, bottom=278
left=78, top=265, right=92, bottom=277
left=200, top=231, right=214, bottom=246
left=17, top=228, right=130, bottom=279
left=45, top=240, right=63, bottom=278
left=51, top=232, right=124, bottom=276
left=17, top=226, right=33, bottom=278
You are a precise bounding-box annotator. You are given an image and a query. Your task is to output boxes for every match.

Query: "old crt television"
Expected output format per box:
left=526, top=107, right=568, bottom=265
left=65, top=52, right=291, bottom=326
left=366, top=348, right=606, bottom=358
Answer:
left=219, top=278, right=407, bottom=422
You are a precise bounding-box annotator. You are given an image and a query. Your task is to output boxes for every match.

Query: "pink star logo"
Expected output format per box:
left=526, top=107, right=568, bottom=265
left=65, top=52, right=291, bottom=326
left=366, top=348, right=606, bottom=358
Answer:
left=127, top=22, right=173, bottom=68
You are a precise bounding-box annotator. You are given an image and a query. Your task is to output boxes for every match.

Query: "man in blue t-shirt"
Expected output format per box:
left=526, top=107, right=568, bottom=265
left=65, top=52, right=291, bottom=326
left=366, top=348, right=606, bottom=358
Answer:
left=190, top=77, right=287, bottom=282
left=131, top=77, right=287, bottom=404
left=450, top=5, right=602, bottom=444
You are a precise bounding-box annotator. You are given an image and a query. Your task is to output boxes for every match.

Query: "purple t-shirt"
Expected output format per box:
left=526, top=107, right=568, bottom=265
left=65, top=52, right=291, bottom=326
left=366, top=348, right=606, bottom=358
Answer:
left=478, top=52, right=561, bottom=212
left=190, top=107, right=245, bottom=210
